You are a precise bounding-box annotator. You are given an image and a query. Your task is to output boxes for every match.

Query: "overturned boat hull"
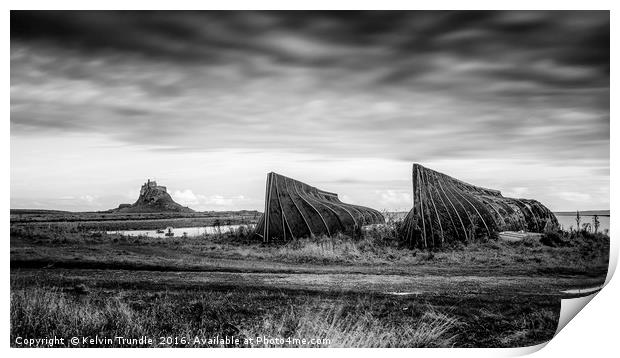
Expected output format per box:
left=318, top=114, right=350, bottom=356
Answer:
left=254, top=172, right=384, bottom=242
left=401, top=164, right=558, bottom=248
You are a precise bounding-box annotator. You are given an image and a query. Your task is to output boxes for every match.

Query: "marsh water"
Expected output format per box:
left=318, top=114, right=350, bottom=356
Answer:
left=107, top=225, right=245, bottom=238
left=105, top=215, right=608, bottom=238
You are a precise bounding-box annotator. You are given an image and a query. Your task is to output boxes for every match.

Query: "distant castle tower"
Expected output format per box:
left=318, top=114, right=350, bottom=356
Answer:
left=140, top=179, right=167, bottom=196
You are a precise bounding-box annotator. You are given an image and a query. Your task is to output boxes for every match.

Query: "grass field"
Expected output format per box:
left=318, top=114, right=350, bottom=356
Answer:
left=10, top=211, right=609, bottom=348
left=11, top=275, right=561, bottom=348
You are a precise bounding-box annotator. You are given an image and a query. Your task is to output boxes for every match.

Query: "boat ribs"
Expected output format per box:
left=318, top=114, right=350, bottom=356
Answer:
left=401, top=164, right=559, bottom=248
left=254, top=172, right=384, bottom=242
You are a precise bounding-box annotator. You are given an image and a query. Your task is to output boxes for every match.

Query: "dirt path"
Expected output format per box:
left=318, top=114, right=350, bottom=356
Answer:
left=10, top=252, right=608, bottom=278
left=11, top=267, right=604, bottom=298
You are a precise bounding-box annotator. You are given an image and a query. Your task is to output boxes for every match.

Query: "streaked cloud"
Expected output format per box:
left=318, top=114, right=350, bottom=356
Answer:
left=10, top=11, right=609, bottom=211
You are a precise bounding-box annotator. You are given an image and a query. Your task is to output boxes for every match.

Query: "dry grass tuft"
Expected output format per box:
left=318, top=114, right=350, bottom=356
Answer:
left=10, top=287, right=141, bottom=340
left=242, top=303, right=459, bottom=348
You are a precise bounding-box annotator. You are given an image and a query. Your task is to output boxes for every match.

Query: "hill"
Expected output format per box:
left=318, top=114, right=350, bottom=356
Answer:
left=112, top=179, right=194, bottom=213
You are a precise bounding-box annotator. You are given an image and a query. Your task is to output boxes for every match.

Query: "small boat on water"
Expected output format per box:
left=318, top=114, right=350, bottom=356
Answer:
left=164, top=227, right=174, bottom=237
left=156, top=229, right=165, bottom=234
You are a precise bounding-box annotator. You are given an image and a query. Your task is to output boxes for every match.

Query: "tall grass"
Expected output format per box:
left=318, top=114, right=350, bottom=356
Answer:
left=275, top=235, right=366, bottom=264
left=11, top=286, right=460, bottom=348
left=11, top=287, right=141, bottom=341
left=244, top=303, right=459, bottom=347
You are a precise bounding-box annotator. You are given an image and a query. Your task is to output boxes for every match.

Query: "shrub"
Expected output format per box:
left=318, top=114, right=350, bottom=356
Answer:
left=540, top=231, right=564, bottom=247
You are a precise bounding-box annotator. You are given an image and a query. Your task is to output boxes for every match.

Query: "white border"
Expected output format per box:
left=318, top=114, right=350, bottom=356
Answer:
left=4, top=2, right=616, bottom=357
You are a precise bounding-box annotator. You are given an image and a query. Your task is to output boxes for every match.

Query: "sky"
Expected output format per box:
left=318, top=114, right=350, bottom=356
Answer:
left=10, top=11, right=609, bottom=212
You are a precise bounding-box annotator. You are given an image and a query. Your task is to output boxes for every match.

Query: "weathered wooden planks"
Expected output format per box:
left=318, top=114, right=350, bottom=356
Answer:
left=254, top=172, right=384, bottom=242
left=401, top=164, right=558, bottom=248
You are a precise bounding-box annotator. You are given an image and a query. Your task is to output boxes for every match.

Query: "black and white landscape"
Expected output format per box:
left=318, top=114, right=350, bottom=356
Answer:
left=10, top=10, right=610, bottom=348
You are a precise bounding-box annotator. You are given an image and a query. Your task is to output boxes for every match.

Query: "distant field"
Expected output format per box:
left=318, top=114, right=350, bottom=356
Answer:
left=10, top=210, right=262, bottom=231
left=10, top=209, right=71, bottom=214
left=10, top=209, right=261, bottom=222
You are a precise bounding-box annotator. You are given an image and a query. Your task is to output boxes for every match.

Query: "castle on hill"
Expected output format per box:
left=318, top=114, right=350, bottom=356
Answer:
left=139, top=179, right=167, bottom=196
left=111, top=179, right=193, bottom=213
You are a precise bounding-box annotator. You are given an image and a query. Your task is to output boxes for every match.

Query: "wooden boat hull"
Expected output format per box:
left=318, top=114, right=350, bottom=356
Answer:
left=254, top=172, right=384, bottom=242
left=401, top=164, right=559, bottom=248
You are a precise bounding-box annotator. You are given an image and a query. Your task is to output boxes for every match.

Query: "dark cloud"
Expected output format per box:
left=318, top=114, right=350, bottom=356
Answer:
left=10, top=10, right=609, bottom=166
left=11, top=11, right=609, bottom=71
